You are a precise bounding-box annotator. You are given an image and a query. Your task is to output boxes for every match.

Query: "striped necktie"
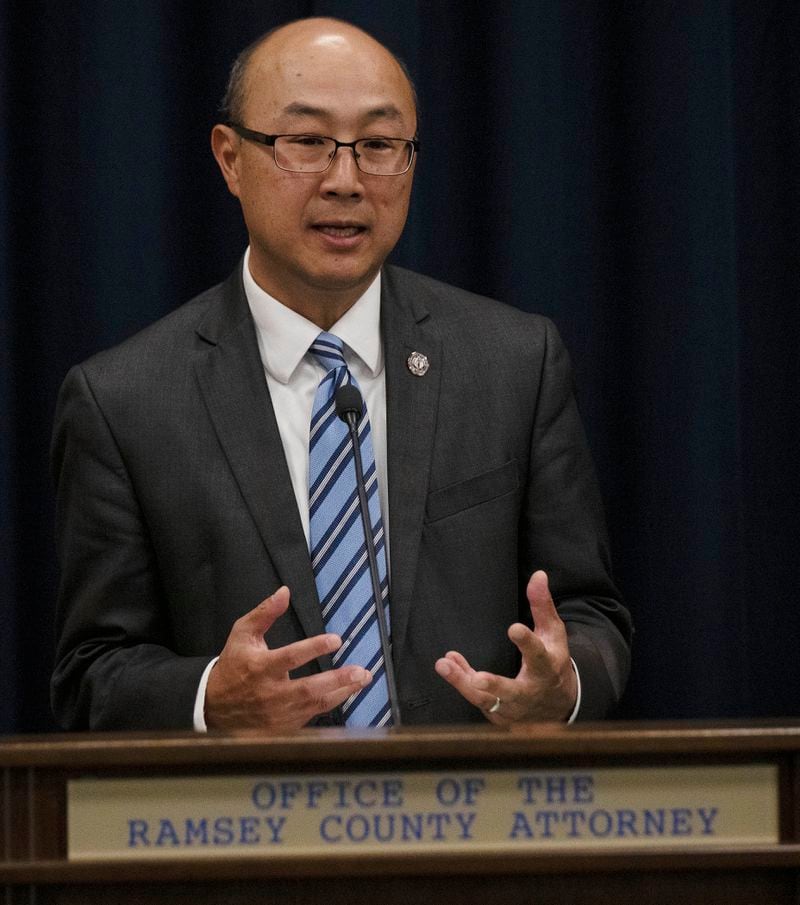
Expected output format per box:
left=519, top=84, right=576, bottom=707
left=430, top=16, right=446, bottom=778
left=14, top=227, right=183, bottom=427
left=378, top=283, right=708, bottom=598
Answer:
left=308, top=332, right=392, bottom=727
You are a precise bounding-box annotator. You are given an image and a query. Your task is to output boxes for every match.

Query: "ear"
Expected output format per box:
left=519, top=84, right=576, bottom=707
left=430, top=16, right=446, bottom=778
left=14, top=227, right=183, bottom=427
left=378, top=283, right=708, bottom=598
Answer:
left=211, top=124, right=242, bottom=198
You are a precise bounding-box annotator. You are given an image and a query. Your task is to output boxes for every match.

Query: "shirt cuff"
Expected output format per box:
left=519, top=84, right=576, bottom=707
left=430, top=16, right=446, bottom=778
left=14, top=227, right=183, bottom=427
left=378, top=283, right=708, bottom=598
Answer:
left=566, top=657, right=581, bottom=723
left=193, top=657, right=220, bottom=733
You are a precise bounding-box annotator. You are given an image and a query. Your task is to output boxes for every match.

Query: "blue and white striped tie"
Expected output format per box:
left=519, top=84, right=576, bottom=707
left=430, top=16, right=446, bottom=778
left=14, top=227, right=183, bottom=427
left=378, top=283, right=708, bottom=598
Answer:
left=308, top=332, right=392, bottom=727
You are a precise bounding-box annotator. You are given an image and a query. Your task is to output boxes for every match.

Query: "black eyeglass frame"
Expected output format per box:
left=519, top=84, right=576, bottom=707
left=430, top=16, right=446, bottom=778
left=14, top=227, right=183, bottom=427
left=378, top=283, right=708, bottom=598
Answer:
left=225, top=122, right=420, bottom=175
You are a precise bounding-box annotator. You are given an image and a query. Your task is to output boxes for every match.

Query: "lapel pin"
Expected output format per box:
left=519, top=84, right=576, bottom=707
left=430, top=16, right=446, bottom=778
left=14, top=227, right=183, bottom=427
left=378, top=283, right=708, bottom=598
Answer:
left=406, top=351, right=429, bottom=376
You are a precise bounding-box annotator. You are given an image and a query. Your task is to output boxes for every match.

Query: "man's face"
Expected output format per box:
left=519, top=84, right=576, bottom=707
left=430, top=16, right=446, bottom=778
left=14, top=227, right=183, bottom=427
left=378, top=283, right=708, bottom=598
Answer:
left=213, top=23, right=417, bottom=319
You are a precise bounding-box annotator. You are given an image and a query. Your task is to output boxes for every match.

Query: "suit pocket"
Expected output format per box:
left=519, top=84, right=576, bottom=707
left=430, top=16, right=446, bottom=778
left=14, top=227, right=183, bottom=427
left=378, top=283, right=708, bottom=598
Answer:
left=425, top=459, right=519, bottom=523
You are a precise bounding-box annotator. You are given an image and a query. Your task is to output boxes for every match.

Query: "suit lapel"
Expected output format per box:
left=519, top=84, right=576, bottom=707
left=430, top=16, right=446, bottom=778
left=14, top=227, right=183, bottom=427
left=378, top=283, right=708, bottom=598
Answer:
left=381, top=267, right=442, bottom=668
left=193, top=268, right=327, bottom=647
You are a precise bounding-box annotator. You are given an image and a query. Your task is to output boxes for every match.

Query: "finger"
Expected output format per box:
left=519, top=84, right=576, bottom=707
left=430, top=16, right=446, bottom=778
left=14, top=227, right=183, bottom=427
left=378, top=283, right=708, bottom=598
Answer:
left=436, top=652, right=515, bottom=717
left=526, top=570, right=567, bottom=644
left=266, top=632, right=342, bottom=676
left=293, top=666, right=373, bottom=720
left=436, top=656, right=508, bottom=719
left=439, top=650, right=475, bottom=675
left=434, top=652, right=471, bottom=685
left=434, top=656, right=477, bottom=701
left=507, top=621, right=551, bottom=671
left=231, top=587, right=291, bottom=649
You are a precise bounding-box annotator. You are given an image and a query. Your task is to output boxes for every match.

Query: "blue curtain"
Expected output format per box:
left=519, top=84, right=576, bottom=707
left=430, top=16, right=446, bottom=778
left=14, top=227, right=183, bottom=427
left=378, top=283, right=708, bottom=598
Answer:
left=2, top=1, right=798, bottom=732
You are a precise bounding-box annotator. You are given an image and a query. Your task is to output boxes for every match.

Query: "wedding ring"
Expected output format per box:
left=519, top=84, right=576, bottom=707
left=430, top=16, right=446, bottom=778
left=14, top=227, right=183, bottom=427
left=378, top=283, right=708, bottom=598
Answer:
left=488, top=696, right=501, bottom=714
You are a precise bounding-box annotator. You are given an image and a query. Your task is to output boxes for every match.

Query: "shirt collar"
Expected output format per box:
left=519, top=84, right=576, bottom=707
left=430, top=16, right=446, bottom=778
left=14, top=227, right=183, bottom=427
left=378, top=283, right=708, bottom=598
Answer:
left=242, top=248, right=383, bottom=385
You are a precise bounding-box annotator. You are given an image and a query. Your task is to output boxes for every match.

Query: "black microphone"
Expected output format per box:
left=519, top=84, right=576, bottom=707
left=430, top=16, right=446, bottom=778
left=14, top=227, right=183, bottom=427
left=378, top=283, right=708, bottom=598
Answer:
left=334, top=384, right=401, bottom=726
left=334, top=383, right=363, bottom=429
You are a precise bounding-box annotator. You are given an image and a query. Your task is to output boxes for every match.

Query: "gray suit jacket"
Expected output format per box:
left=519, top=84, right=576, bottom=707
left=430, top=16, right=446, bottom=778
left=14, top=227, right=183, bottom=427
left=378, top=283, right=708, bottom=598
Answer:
left=51, top=264, right=631, bottom=730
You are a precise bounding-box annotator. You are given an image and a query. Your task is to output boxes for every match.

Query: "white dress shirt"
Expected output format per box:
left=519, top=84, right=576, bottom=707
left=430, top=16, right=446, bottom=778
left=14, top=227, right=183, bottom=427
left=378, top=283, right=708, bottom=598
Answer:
left=242, top=248, right=389, bottom=544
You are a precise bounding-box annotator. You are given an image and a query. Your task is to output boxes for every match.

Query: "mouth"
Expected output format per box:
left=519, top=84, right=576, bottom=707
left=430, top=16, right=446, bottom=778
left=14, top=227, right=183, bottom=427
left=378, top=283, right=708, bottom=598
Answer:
left=312, top=223, right=367, bottom=238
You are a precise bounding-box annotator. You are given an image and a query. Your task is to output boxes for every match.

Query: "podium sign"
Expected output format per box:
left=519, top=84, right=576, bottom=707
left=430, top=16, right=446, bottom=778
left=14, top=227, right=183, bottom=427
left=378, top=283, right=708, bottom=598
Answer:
left=68, top=763, right=778, bottom=859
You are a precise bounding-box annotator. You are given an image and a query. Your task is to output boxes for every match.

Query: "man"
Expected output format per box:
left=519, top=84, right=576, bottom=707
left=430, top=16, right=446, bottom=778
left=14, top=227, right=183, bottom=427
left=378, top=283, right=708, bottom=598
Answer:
left=51, top=18, right=631, bottom=732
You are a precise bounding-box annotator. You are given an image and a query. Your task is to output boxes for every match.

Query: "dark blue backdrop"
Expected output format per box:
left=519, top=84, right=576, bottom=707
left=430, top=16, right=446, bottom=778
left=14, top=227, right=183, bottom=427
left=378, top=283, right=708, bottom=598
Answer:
left=2, top=1, right=798, bottom=733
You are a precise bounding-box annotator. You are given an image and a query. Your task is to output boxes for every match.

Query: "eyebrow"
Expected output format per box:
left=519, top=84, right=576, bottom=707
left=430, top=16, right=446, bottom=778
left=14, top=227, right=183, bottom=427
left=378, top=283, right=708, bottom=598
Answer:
left=281, top=102, right=405, bottom=123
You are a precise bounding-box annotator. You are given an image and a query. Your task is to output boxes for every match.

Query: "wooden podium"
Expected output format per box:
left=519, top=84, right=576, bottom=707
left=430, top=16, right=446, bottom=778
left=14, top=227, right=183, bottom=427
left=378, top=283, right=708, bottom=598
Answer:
left=2, top=721, right=799, bottom=904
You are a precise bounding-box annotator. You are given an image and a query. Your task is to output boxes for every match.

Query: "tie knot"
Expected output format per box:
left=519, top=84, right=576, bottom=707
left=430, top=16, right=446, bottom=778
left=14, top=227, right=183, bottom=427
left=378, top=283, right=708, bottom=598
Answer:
left=310, top=332, right=346, bottom=373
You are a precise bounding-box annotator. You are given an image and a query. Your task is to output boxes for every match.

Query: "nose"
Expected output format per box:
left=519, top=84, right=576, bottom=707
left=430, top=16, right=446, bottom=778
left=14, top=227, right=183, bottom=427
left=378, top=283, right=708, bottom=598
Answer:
left=319, top=145, right=364, bottom=197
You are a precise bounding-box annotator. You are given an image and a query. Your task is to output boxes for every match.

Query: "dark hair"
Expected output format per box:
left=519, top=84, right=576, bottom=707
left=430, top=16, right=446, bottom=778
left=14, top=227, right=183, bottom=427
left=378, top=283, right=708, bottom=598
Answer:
left=219, top=19, right=419, bottom=126
left=219, top=26, right=279, bottom=124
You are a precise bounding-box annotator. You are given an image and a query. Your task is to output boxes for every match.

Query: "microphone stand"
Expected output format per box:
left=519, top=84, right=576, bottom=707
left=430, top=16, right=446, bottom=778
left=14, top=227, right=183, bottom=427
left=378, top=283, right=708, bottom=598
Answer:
left=336, top=385, right=402, bottom=726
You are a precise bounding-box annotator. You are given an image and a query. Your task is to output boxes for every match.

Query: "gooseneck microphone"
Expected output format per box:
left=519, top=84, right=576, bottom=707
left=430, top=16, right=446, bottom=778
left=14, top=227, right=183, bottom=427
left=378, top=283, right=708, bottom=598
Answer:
left=335, top=383, right=401, bottom=726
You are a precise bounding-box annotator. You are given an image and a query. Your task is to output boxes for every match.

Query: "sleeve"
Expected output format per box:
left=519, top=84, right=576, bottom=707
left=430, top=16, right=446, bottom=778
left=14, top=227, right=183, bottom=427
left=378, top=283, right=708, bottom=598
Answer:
left=50, top=364, right=213, bottom=730
left=519, top=319, right=632, bottom=719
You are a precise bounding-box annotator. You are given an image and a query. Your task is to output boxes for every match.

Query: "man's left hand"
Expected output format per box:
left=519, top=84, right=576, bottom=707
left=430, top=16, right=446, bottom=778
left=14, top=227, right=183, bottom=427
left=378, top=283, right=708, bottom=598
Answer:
left=434, top=570, right=578, bottom=725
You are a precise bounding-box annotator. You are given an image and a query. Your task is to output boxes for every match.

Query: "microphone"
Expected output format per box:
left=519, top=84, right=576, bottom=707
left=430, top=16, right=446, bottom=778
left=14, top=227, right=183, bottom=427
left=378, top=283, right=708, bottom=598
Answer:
left=334, top=383, right=401, bottom=726
left=334, top=383, right=363, bottom=429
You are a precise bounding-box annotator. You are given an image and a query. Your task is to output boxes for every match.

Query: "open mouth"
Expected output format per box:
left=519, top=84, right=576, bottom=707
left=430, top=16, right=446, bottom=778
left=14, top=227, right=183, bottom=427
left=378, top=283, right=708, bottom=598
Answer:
left=313, top=224, right=366, bottom=238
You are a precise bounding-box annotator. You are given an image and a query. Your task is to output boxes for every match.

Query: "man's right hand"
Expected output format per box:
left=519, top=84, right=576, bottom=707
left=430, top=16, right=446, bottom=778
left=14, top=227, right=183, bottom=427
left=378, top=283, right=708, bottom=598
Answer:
left=204, top=586, right=372, bottom=731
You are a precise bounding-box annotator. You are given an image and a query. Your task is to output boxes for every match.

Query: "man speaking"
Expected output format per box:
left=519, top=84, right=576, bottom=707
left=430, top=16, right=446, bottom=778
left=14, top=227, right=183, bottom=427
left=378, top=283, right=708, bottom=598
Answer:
left=50, top=18, right=631, bottom=732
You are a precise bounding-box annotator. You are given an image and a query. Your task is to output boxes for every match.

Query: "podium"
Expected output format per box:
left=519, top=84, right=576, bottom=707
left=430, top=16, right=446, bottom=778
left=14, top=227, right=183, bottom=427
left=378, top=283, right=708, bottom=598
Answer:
left=2, top=721, right=799, bottom=904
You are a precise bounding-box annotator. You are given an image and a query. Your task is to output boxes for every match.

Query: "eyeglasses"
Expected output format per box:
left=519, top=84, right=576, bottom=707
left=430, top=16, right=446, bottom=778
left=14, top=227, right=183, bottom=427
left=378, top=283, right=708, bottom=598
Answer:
left=226, top=123, right=419, bottom=176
